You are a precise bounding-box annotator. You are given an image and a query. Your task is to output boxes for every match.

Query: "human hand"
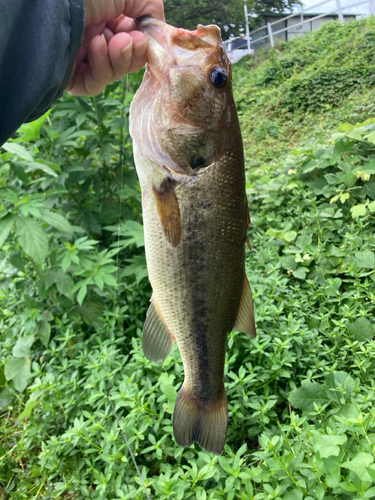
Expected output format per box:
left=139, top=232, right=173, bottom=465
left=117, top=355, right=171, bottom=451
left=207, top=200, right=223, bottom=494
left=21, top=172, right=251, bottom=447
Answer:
left=67, top=0, right=164, bottom=95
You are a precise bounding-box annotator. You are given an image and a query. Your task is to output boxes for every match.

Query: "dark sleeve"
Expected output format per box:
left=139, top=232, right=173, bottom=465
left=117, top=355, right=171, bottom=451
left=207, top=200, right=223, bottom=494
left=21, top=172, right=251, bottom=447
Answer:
left=0, top=0, right=85, bottom=146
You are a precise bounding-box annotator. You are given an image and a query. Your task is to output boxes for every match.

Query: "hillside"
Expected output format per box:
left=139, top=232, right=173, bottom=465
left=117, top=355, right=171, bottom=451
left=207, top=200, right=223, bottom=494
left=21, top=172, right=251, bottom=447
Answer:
left=1, top=16, right=375, bottom=500
left=233, top=16, right=375, bottom=167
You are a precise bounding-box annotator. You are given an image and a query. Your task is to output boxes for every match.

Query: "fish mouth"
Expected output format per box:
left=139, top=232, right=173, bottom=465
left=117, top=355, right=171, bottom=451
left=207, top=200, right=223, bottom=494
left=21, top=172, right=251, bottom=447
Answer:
left=136, top=16, right=222, bottom=77
left=136, top=17, right=169, bottom=78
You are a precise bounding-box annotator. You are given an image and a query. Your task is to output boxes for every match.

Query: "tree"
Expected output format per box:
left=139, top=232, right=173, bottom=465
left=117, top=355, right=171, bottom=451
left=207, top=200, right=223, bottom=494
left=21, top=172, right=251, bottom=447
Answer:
left=164, top=0, right=300, bottom=40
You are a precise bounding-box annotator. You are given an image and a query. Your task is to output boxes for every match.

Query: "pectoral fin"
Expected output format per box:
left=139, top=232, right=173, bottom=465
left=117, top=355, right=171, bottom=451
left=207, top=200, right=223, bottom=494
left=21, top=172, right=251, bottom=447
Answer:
left=153, top=177, right=181, bottom=247
left=233, top=275, right=256, bottom=338
left=143, top=297, right=175, bottom=362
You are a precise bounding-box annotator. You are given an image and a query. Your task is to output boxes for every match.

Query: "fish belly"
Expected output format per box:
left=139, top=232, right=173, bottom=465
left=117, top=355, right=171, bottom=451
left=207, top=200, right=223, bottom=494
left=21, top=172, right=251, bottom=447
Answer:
left=136, top=144, right=247, bottom=453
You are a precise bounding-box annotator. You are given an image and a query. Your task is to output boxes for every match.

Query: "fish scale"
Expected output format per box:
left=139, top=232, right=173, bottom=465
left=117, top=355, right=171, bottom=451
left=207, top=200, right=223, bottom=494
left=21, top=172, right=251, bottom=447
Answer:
left=130, top=17, right=256, bottom=454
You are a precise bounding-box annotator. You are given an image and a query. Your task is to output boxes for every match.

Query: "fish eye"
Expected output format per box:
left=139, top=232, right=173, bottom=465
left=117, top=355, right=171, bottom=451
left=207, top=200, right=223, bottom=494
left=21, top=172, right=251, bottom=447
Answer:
left=209, top=67, right=228, bottom=88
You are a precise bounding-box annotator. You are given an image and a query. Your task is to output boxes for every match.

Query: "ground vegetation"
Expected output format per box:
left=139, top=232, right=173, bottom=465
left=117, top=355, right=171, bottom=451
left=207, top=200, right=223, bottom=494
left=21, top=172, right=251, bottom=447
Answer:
left=1, top=17, right=375, bottom=500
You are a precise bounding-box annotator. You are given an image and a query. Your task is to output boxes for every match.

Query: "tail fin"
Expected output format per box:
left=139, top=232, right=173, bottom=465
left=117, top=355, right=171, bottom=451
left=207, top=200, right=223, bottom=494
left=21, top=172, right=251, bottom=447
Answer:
left=173, top=384, right=228, bottom=455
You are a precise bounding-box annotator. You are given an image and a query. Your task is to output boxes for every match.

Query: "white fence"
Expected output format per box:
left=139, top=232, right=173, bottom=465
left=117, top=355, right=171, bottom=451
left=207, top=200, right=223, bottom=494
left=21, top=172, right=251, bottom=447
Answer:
left=224, top=0, right=372, bottom=54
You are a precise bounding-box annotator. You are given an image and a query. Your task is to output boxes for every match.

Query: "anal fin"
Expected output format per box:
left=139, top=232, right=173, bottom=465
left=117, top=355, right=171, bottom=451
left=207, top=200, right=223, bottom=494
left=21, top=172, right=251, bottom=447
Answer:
left=233, top=275, right=256, bottom=338
left=143, top=297, right=175, bottom=362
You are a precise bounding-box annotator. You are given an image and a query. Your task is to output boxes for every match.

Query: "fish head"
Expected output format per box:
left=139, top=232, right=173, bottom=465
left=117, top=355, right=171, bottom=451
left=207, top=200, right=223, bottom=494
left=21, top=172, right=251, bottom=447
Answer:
left=130, top=17, right=235, bottom=175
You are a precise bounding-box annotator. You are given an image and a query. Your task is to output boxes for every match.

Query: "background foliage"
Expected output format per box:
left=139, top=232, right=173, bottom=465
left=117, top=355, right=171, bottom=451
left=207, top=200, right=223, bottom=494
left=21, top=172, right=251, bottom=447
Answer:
left=1, top=17, right=375, bottom=500
left=163, top=0, right=299, bottom=39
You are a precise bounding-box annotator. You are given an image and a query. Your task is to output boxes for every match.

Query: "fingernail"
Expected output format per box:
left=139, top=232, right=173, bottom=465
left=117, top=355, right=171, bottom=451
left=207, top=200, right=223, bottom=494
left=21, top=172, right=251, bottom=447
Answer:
left=100, top=34, right=106, bottom=52
left=133, top=37, right=147, bottom=51
left=121, top=38, right=132, bottom=60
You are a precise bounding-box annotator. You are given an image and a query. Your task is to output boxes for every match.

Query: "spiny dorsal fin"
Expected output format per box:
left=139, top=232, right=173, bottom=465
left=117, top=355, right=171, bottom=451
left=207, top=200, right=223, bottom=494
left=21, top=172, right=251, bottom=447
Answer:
left=153, top=177, right=181, bottom=247
left=233, top=275, right=256, bottom=338
left=143, top=297, right=175, bottom=362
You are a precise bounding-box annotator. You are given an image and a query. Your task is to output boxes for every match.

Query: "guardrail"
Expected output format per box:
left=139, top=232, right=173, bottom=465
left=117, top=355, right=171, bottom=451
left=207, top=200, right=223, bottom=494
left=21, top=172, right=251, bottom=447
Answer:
left=224, top=0, right=372, bottom=52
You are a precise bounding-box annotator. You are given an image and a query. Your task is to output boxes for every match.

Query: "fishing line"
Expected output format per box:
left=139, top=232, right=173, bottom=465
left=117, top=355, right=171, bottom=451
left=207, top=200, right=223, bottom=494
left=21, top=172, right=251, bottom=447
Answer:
left=107, top=395, right=152, bottom=500
left=106, top=74, right=152, bottom=500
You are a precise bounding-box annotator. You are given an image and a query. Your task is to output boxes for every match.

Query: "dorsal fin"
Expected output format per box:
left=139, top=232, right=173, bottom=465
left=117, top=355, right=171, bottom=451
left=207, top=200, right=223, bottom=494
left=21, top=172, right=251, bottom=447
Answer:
left=143, top=297, right=175, bottom=362
left=233, top=275, right=256, bottom=338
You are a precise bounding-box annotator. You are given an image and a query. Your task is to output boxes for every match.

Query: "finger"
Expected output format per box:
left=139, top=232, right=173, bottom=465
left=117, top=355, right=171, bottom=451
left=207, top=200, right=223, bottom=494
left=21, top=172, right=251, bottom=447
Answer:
left=108, top=32, right=133, bottom=81
left=85, top=0, right=164, bottom=26
left=112, top=16, right=136, bottom=35
left=70, top=35, right=113, bottom=95
left=121, top=0, right=165, bottom=22
left=108, top=31, right=148, bottom=80
left=85, top=0, right=126, bottom=26
left=73, top=23, right=107, bottom=71
left=129, top=35, right=148, bottom=72
left=103, top=26, right=114, bottom=44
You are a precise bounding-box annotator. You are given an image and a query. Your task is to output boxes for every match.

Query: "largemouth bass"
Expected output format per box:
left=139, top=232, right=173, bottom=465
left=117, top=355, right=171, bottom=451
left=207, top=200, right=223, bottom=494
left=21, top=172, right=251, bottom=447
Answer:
left=129, top=17, right=256, bottom=455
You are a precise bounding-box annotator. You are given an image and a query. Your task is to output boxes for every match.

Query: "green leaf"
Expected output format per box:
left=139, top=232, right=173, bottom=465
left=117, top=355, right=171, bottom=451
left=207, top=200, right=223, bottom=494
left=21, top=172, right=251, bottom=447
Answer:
left=292, top=267, right=309, bottom=280
left=340, top=192, right=350, bottom=203
left=326, top=244, right=346, bottom=257
left=296, top=234, right=312, bottom=249
left=79, top=301, right=105, bottom=328
left=13, top=336, right=35, bottom=358
left=38, top=320, right=51, bottom=347
left=77, top=284, right=87, bottom=306
left=339, top=171, right=357, bottom=187
left=121, top=255, right=148, bottom=284
left=280, top=255, right=297, bottom=271
left=325, top=174, right=338, bottom=185
left=16, top=109, right=51, bottom=142
left=365, top=130, right=375, bottom=144
left=324, top=371, right=354, bottom=401
left=355, top=251, right=375, bottom=268
left=283, top=230, right=297, bottom=242
left=17, top=219, right=48, bottom=264
left=108, top=220, right=145, bottom=248
left=362, top=160, right=375, bottom=174
left=347, top=317, right=374, bottom=341
left=312, top=484, right=325, bottom=500
left=40, top=211, right=73, bottom=234
left=2, top=142, right=33, bottom=162
left=0, top=389, right=10, bottom=408
left=364, top=486, right=375, bottom=499
left=8, top=251, right=25, bottom=272
left=26, top=161, right=58, bottom=177
left=4, top=357, right=31, bottom=392
left=341, top=453, right=374, bottom=481
left=18, top=399, right=39, bottom=420
left=10, top=163, right=29, bottom=184
left=350, top=204, right=367, bottom=217
left=347, top=128, right=363, bottom=140
left=42, top=310, right=54, bottom=322
left=56, top=271, right=75, bottom=300
left=0, top=366, right=6, bottom=387
left=283, top=490, right=303, bottom=500
left=0, top=214, right=16, bottom=247
left=312, top=431, right=347, bottom=458
left=101, top=273, right=117, bottom=286
left=164, top=384, right=177, bottom=403
left=289, top=381, right=330, bottom=411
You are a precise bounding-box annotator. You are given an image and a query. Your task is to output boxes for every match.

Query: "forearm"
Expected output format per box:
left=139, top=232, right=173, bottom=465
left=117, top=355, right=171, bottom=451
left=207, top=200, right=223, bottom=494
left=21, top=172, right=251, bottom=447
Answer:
left=0, top=0, right=85, bottom=146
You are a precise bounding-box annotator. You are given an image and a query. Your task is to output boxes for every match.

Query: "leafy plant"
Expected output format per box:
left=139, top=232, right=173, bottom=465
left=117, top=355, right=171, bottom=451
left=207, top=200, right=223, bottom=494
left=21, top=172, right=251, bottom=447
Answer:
left=1, top=17, right=375, bottom=500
